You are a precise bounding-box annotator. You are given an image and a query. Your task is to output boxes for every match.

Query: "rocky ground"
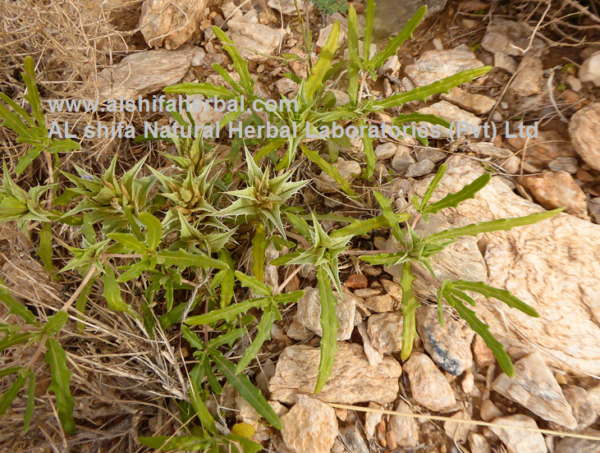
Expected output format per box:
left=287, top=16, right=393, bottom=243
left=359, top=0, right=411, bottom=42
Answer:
left=2, top=0, right=600, bottom=452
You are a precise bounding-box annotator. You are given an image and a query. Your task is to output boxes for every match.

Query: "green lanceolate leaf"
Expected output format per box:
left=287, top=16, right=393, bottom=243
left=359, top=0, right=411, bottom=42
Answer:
left=305, top=21, right=340, bottom=100
left=363, top=0, right=375, bottom=62
left=424, top=173, right=490, bottom=214
left=368, top=5, right=427, bottom=70
left=139, top=212, right=162, bottom=250
left=425, top=208, right=564, bottom=243
left=102, top=267, right=142, bottom=320
left=301, top=145, right=358, bottom=199
left=164, top=82, right=238, bottom=99
left=347, top=6, right=360, bottom=106
left=189, top=365, right=217, bottom=434
left=0, top=281, right=38, bottom=325
left=287, top=213, right=312, bottom=241
left=212, top=26, right=254, bottom=95
left=0, top=370, right=27, bottom=415
left=373, top=67, right=492, bottom=109
left=373, top=191, right=406, bottom=245
left=252, top=224, right=267, bottom=284
left=182, top=325, right=206, bottom=351
left=235, top=303, right=278, bottom=374
left=315, top=267, right=338, bottom=394
left=452, top=280, right=540, bottom=317
left=331, top=214, right=411, bottom=239
left=23, top=369, right=36, bottom=432
left=184, top=298, right=267, bottom=325
left=44, top=338, right=76, bottom=434
left=0, top=332, right=34, bottom=352
left=235, top=271, right=272, bottom=296
left=157, top=250, right=228, bottom=270
left=218, top=249, right=235, bottom=309
left=42, top=311, right=69, bottom=336
left=207, top=347, right=283, bottom=430
left=107, top=233, right=147, bottom=253
left=360, top=120, right=376, bottom=178
left=38, top=223, right=55, bottom=272
left=444, top=290, right=514, bottom=377
left=418, top=163, right=447, bottom=211
left=393, top=112, right=451, bottom=130
left=400, top=262, right=419, bottom=360
left=138, top=435, right=213, bottom=452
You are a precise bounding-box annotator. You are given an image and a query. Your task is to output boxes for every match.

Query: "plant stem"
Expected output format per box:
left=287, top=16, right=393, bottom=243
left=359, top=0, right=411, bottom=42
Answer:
left=275, top=265, right=302, bottom=295
left=26, top=337, right=47, bottom=369
left=61, top=264, right=97, bottom=312
left=45, top=151, right=54, bottom=210
left=410, top=261, right=440, bottom=289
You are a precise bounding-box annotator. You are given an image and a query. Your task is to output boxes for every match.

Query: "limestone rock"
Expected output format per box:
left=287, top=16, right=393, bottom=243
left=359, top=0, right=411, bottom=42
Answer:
left=481, top=19, right=544, bottom=56
left=563, top=386, right=598, bottom=429
left=367, top=311, right=403, bottom=354
left=519, top=171, right=588, bottom=219
left=416, top=306, right=474, bottom=376
left=466, top=142, right=513, bottom=159
left=375, top=143, right=398, bottom=160
left=469, top=433, right=492, bottom=453
left=358, top=321, right=383, bottom=366
left=403, top=353, right=457, bottom=412
left=441, top=87, right=496, bottom=115
left=506, top=129, right=576, bottom=167
left=275, top=77, right=298, bottom=96
left=405, top=159, right=435, bottom=178
left=268, top=0, right=306, bottom=15
left=417, top=101, right=482, bottom=138
left=139, top=0, right=207, bottom=49
left=490, top=414, right=547, bottom=453
left=364, top=402, right=383, bottom=438
left=480, top=399, right=503, bottom=422
left=510, top=56, right=544, bottom=97
left=381, top=279, right=403, bottom=300
left=444, top=410, right=472, bottom=442
left=297, top=287, right=357, bottom=341
left=569, top=102, right=600, bottom=170
left=492, top=352, right=577, bottom=429
left=373, top=0, right=447, bottom=38
left=548, top=157, right=578, bottom=174
left=281, top=395, right=338, bottom=453
left=389, top=401, right=419, bottom=447
left=555, top=433, right=600, bottom=453
left=392, top=147, right=416, bottom=174
left=408, top=156, right=600, bottom=376
left=405, top=45, right=484, bottom=87
left=91, top=49, right=193, bottom=101
left=269, top=343, right=402, bottom=404
left=579, top=50, right=600, bottom=87
left=382, top=56, right=401, bottom=76
left=364, top=294, right=395, bottom=312
left=473, top=335, right=495, bottom=369
left=316, top=23, right=346, bottom=48
left=338, top=426, right=369, bottom=453
left=227, top=11, right=287, bottom=62
left=494, top=52, right=518, bottom=74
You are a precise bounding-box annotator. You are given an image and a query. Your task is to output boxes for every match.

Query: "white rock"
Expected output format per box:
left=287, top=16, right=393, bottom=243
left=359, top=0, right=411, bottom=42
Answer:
left=269, top=343, right=402, bottom=404
left=462, top=371, right=475, bottom=394
left=510, top=56, right=544, bottom=97
left=579, top=50, right=600, bottom=87
left=555, top=433, right=600, bottom=453
left=389, top=401, right=419, bottom=447
left=381, top=279, right=403, bottom=300
left=417, top=101, right=482, bottom=138
left=91, top=49, right=193, bottom=101
left=408, top=156, right=600, bottom=376
left=481, top=19, right=544, bottom=56
left=392, top=146, right=416, bottom=174
left=275, top=77, right=298, bottom=96
left=494, top=51, right=518, bottom=74
left=403, top=353, right=457, bottom=412
left=338, top=426, right=369, bottom=453
left=416, top=305, right=474, bottom=376
left=358, top=321, right=383, bottom=366
left=490, top=414, right=547, bottom=453
left=364, top=294, right=395, bottom=312
left=375, top=143, right=398, bottom=160
left=562, top=386, right=597, bottom=429
left=281, top=395, right=338, bottom=453
left=404, top=45, right=484, bottom=87
left=405, top=159, right=435, bottom=178
left=480, top=399, right=503, bottom=422
left=466, top=142, right=513, bottom=159
left=364, top=402, right=383, bottom=438
left=139, top=0, right=207, bottom=49
left=569, top=102, right=600, bottom=170
left=327, top=89, right=351, bottom=107
left=444, top=410, right=472, bottom=442
left=227, top=13, right=287, bottom=62
left=268, top=0, right=306, bottom=15
left=316, top=23, right=346, bottom=48
left=191, top=47, right=206, bottom=66
left=382, top=55, right=401, bottom=76
left=567, top=75, right=583, bottom=92
left=296, top=287, right=357, bottom=341
left=469, top=433, right=492, bottom=453
left=367, top=311, right=403, bottom=354
left=441, top=87, right=496, bottom=115
left=492, top=352, right=577, bottom=429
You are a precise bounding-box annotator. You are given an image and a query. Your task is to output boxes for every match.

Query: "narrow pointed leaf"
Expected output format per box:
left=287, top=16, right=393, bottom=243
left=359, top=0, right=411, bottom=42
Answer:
left=305, top=22, right=340, bottom=100
left=235, top=304, right=278, bottom=374
left=102, top=267, right=141, bottom=320
left=139, top=212, right=162, bottom=250
left=424, top=173, right=490, bottom=214
left=301, top=145, right=358, bottom=199
left=0, top=371, right=27, bottom=415
left=347, top=6, right=360, bottom=106
left=453, top=280, right=539, bottom=317
left=419, top=163, right=447, bottom=210
left=189, top=365, right=217, bottom=434
left=400, top=262, right=419, bottom=360
left=184, top=298, right=267, bottom=325
left=157, top=250, right=228, bottom=270
left=44, top=338, right=76, bottom=434
left=252, top=224, right=267, bottom=284
left=235, top=271, right=272, bottom=296
left=207, top=347, right=283, bottom=430
left=363, top=0, right=375, bottom=62
left=0, top=282, right=38, bottom=325
left=315, top=268, right=338, bottom=394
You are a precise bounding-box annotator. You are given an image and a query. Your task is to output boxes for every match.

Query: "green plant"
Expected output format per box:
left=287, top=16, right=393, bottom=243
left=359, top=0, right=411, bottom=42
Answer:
left=0, top=1, right=562, bottom=449
left=312, top=0, right=349, bottom=15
